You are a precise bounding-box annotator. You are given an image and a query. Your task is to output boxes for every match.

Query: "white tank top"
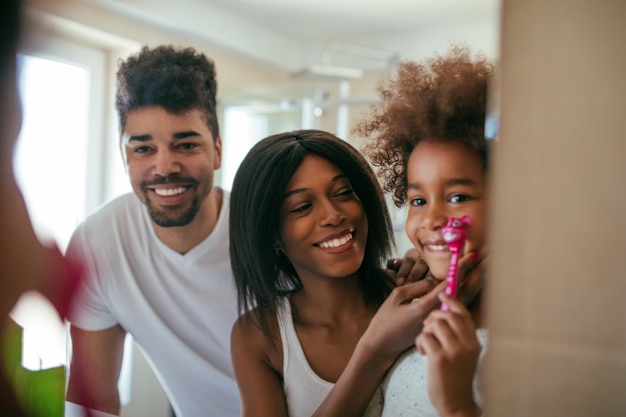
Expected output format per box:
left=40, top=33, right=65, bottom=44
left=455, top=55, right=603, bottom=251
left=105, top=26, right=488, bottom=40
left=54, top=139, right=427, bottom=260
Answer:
left=277, top=296, right=383, bottom=417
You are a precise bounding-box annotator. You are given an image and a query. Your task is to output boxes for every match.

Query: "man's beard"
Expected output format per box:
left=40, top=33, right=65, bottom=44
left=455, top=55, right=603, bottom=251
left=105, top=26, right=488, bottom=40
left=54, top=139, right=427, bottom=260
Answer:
left=145, top=195, right=202, bottom=227
left=140, top=174, right=204, bottom=227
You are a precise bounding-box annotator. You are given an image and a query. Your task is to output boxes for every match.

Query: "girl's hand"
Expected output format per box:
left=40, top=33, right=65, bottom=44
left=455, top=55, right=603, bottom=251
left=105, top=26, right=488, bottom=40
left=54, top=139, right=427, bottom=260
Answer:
left=416, top=293, right=482, bottom=417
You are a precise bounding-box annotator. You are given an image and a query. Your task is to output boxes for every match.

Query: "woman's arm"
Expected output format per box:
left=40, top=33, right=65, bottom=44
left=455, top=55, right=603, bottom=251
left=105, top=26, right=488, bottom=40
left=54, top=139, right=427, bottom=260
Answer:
left=231, top=314, right=288, bottom=417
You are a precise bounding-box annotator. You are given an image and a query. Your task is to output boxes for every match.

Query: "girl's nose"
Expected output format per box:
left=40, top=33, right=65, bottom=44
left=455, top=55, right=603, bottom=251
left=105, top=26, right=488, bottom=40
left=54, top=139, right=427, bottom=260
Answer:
left=420, top=203, right=447, bottom=230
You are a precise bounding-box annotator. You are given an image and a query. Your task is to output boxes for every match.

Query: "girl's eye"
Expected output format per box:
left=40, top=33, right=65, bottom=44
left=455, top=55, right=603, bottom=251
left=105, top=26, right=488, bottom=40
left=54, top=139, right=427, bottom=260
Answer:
left=449, top=194, right=470, bottom=203
left=409, top=197, right=426, bottom=207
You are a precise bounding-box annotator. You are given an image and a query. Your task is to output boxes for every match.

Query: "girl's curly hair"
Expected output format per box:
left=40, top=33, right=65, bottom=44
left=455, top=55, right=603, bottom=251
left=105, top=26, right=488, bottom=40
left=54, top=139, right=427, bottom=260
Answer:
left=354, top=45, right=495, bottom=207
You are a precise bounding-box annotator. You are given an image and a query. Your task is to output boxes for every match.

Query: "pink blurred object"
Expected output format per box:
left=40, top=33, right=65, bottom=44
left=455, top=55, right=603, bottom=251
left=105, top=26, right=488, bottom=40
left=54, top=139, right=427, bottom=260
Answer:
left=440, top=216, right=472, bottom=311
left=45, top=244, right=85, bottom=320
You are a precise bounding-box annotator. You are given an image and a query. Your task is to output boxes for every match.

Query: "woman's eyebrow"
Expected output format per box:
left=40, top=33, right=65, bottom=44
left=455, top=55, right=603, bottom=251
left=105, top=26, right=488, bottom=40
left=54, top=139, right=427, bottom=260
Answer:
left=282, top=174, right=347, bottom=199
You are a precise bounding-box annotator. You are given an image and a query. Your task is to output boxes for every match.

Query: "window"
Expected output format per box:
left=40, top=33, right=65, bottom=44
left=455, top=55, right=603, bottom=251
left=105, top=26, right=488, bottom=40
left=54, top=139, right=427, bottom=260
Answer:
left=9, top=37, right=132, bottom=404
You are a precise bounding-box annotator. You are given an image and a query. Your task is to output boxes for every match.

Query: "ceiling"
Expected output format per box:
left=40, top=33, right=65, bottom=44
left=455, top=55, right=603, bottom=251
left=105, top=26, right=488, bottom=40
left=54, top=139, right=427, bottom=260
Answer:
left=88, top=0, right=501, bottom=74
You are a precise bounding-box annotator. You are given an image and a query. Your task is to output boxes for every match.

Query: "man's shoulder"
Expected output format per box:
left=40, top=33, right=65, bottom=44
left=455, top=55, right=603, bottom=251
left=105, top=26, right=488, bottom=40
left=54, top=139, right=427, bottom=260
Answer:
left=217, top=186, right=230, bottom=208
left=86, top=192, right=143, bottom=223
left=73, top=193, right=145, bottom=241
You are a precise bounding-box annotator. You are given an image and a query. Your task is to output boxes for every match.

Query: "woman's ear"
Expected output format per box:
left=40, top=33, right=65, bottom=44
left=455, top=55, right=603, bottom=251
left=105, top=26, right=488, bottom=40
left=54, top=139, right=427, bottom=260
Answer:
left=273, top=237, right=283, bottom=253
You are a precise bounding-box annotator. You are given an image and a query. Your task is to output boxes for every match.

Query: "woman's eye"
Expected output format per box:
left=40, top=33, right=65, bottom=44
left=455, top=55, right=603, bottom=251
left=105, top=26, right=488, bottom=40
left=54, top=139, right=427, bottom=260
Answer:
left=409, top=197, right=426, bottom=207
left=289, top=203, right=311, bottom=214
left=449, top=194, right=470, bottom=203
left=335, top=188, right=355, bottom=198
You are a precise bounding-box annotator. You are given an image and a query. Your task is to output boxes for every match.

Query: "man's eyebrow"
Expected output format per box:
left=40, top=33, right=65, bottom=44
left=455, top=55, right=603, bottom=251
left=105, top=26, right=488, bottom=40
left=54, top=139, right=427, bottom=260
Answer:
left=126, top=131, right=201, bottom=143
left=127, top=134, right=151, bottom=143
left=173, top=130, right=201, bottom=139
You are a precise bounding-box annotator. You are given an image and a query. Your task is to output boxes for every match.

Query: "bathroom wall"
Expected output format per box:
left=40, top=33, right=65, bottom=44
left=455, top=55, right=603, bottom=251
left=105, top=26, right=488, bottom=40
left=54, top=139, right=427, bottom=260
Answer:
left=486, top=1, right=626, bottom=415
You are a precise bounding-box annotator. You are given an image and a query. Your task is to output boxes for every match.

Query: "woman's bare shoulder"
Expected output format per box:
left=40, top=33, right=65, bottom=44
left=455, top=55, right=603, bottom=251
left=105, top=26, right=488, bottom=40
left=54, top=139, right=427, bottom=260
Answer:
left=232, top=305, right=284, bottom=373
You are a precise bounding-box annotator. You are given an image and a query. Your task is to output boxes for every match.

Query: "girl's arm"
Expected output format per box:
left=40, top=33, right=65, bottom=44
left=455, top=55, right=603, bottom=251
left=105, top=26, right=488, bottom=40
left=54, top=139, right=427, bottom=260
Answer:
left=231, top=314, right=288, bottom=417
left=416, top=293, right=482, bottom=417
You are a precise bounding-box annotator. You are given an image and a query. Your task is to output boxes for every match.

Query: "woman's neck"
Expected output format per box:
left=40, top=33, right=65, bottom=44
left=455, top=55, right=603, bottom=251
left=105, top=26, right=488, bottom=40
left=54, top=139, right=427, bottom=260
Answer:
left=290, top=276, right=373, bottom=327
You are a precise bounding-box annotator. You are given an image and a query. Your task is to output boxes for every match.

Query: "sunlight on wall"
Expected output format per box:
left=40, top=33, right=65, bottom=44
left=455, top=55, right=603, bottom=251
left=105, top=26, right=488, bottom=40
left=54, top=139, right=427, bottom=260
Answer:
left=221, top=107, right=268, bottom=191
left=14, top=55, right=88, bottom=252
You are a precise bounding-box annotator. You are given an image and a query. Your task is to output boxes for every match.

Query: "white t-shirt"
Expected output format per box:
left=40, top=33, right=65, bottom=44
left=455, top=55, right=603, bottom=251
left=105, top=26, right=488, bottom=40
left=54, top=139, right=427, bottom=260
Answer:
left=66, top=190, right=240, bottom=417
left=381, top=329, right=488, bottom=417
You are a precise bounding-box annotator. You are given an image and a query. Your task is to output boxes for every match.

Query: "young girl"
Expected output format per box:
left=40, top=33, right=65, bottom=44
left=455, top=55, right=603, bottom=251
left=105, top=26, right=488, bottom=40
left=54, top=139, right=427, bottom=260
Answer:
left=229, top=129, right=449, bottom=417
left=356, top=46, right=494, bottom=417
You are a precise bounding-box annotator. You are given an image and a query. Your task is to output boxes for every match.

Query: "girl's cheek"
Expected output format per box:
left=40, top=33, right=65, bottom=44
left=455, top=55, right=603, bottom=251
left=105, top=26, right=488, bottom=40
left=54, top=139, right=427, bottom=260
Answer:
left=464, top=233, right=485, bottom=257
left=405, top=216, right=419, bottom=247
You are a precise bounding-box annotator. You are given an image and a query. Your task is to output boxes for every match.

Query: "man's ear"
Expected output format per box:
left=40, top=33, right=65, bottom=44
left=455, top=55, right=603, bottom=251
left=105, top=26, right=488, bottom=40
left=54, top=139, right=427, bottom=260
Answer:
left=213, top=136, right=222, bottom=170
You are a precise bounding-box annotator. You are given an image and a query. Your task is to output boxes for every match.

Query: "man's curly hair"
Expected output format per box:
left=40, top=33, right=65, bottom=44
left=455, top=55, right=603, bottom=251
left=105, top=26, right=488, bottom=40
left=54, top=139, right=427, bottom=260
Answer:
left=354, top=46, right=494, bottom=208
left=116, top=45, right=219, bottom=140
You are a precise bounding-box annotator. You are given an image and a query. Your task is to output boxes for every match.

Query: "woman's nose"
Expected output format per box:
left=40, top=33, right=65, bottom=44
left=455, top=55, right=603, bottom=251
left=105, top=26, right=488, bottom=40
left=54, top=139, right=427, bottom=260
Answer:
left=319, top=202, right=347, bottom=227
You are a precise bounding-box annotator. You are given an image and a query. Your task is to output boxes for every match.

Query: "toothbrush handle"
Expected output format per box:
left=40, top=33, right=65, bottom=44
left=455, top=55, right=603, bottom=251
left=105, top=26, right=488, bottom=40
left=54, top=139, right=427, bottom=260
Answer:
left=441, top=249, right=460, bottom=311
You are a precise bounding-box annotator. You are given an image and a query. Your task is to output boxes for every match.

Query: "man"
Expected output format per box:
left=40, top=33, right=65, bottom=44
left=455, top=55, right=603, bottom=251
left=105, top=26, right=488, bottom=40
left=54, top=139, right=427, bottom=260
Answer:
left=65, top=45, right=236, bottom=417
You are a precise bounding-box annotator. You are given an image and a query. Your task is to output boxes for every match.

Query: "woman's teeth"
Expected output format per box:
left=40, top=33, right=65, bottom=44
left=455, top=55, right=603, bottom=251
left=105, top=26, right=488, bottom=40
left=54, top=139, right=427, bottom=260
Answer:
left=319, top=232, right=353, bottom=249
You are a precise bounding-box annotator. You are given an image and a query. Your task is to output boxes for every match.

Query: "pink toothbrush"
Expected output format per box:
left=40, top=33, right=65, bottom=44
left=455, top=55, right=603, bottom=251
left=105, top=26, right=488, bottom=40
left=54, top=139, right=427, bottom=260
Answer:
left=440, top=215, right=473, bottom=311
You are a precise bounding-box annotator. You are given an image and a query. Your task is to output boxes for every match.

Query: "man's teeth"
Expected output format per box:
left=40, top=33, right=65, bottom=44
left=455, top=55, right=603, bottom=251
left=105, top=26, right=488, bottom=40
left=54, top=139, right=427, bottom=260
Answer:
left=155, top=187, right=186, bottom=196
left=319, top=233, right=353, bottom=249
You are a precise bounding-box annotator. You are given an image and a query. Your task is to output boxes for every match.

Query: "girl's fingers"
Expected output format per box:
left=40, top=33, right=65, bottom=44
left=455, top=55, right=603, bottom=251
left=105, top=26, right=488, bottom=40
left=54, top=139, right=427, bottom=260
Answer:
left=438, top=293, right=470, bottom=315
left=416, top=331, right=440, bottom=355
left=422, top=294, right=478, bottom=347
